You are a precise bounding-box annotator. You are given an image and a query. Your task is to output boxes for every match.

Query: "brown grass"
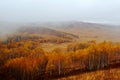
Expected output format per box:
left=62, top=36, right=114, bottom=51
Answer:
left=56, top=68, right=120, bottom=80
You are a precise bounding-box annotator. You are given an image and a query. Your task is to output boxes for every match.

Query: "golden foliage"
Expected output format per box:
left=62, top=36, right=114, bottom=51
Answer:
left=0, top=39, right=120, bottom=80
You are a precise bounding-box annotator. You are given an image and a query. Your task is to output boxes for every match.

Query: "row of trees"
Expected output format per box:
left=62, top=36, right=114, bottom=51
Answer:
left=46, top=42, right=120, bottom=75
left=3, top=34, right=72, bottom=44
left=0, top=47, right=48, bottom=80
left=0, top=41, right=120, bottom=80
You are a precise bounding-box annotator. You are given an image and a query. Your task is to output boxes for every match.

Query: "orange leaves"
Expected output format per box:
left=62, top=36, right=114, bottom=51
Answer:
left=31, top=47, right=44, bottom=54
left=46, top=41, right=120, bottom=72
left=1, top=39, right=120, bottom=80
left=67, top=42, right=90, bottom=52
left=0, top=41, right=2, bottom=48
left=4, top=49, right=48, bottom=80
left=5, top=56, right=42, bottom=73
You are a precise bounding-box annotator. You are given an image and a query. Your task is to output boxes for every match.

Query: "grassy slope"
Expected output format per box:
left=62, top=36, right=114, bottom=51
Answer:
left=53, top=22, right=120, bottom=42
left=56, top=68, right=120, bottom=80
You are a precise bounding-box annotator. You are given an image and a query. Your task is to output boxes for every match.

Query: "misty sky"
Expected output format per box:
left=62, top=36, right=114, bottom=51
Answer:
left=0, top=0, right=120, bottom=24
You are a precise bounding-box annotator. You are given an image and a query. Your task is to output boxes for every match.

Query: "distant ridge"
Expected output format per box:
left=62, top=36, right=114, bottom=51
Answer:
left=17, top=27, right=79, bottom=39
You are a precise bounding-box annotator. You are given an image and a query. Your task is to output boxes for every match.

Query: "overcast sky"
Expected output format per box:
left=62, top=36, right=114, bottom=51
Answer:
left=0, top=0, right=120, bottom=24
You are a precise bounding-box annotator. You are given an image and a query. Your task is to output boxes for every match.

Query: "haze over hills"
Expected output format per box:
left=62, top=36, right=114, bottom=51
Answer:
left=17, top=27, right=78, bottom=39
left=0, top=21, right=120, bottom=42
left=51, top=21, right=120, bottom=42
left=28, top=21, right=120, bottom=42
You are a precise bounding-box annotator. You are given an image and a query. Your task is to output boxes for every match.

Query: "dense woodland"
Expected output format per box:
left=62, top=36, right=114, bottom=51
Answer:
left=0, top=27, right=120, bottom=80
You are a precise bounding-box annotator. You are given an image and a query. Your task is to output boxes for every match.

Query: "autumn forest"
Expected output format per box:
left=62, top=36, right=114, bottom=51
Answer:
left=0, top=26, right=120, bottom=80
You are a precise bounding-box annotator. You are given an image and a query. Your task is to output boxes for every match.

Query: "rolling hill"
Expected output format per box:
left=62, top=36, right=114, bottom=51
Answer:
left=1, top=21, right=120, bottom=42
left=17, top=27, right=78, bottom=39
left=50, top=21, right=120, bottom=42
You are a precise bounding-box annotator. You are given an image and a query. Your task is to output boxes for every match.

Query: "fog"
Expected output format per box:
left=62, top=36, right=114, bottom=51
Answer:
left=0, top=0, right=120, bottom=37
left=0, top=0, right=120, bottom=24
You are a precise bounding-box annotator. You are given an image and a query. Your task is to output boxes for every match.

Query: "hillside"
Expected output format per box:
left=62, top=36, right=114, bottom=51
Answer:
left=17, top=27, right=78, bottom=39
left=3, top=27, right=78, bottom=43
left=51, top=21, right=120, bottom=42
left=1, top=21, right=120, bottom=42
left=0, top=22, right=120, bottom=80
left=2, top=27, right=79, bottom=51
left=56, top=68, right=120, bottom=80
